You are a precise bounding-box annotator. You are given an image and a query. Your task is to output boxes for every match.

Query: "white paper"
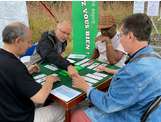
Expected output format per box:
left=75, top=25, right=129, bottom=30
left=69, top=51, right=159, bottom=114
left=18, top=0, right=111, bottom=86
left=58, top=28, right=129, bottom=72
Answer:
left=147, top=1, right=159, bottom=16
left=44, top=64, right=58, bottom=71
left=67, top=58, right=76, bottom=63
left=82, top=76, right=98, bottom=84
left=94, top=72, right=108, bottom=78
left=50, top=73, right=58, bottom=76
left=68, top=54, right=86, bottom=59
left=75, top=58, right=90, bottom=65
left=51, top=85, right=81, bottom=102
left=100, top=63, right=108, bottom=66
left=133, top=1, right=145, bottom=14
left=87, top=82, right=92, bottom=87
left=36, top=77, right=45, bottom=84
left=93, top=63, right=108, bottom=71
left=81, top=61, right=93, bottom=67
left=86, top=73, right=103, bottom=80
left=34, top=74, right=46, bottom=80
left=87, top=63, right=100, bottom=69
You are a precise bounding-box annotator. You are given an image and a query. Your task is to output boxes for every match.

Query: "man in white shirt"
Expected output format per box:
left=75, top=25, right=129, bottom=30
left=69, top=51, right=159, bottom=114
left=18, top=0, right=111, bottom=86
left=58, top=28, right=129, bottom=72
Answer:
left=91, top=15, right=127, bottom=67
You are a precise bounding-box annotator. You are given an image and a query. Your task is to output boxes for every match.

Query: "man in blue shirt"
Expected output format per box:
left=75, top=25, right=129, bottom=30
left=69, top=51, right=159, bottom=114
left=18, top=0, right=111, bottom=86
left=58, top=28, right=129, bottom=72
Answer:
left=71, top=13, right=161, bottom=122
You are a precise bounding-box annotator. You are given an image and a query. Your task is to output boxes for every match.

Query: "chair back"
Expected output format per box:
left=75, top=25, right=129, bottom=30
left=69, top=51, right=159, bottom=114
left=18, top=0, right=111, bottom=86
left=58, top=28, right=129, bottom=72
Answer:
left=141, top=96, right=161, bottom=122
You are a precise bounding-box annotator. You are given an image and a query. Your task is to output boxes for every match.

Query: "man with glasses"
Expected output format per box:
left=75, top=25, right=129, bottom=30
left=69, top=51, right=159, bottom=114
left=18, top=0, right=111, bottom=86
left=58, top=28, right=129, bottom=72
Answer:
left=91, top=16, right=126, bottom=68
left=36, top=21, right=79, bottom=77
left=71, top=13, right=161, bottom=122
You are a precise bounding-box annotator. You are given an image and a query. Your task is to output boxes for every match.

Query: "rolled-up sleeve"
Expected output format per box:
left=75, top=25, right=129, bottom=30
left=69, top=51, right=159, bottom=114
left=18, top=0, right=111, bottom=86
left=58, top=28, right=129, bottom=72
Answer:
left=87, top=66, right=141, bottom=113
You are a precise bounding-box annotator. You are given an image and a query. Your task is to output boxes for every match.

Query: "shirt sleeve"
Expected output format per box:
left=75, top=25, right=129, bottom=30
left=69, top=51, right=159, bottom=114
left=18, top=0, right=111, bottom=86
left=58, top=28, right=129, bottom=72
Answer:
left=95, top=41, right=99, bottom=49
left=87, top=87, right=95, bottom=98
left=111, top=33, right=126, bottom=54
left=88, top=66, right=140, bottom=113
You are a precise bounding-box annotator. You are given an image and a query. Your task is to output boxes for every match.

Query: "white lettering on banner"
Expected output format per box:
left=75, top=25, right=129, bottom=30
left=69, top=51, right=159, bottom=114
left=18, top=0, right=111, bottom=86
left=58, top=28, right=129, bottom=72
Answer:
left=81, top=1, right=90, bottom=54
left=86, top=31, right=90, bottom=49
left=83, top=8, right=87, bottom=14
left=85, top=20, right=89, bottom=29
left=81, top=1, right=86, bottom=6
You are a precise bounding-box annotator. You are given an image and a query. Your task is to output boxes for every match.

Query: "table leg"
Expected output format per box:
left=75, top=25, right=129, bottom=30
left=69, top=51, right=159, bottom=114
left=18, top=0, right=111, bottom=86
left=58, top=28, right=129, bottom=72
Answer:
left=65, top=110, right=71, bottom=122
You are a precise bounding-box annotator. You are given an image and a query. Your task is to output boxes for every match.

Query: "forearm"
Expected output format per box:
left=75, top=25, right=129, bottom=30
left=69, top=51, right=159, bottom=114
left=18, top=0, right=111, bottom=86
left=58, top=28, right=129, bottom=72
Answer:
left=47, top=53, right=71, bottom=70
left=106, top=44, right=119, bottom=64
left=91, top=49, right=99, bottom=59
left=105, top=68, right=118, bottom=74
left=31, top=80, right=53, bottom=104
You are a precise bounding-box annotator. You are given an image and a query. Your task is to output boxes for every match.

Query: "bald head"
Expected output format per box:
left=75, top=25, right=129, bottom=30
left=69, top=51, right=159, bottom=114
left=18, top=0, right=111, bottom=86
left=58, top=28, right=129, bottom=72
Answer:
left=2, top=22, right=29, bottom=44
left=55, top=20, right=71, bottom=41
left=57, top=21, right=71, bottom=32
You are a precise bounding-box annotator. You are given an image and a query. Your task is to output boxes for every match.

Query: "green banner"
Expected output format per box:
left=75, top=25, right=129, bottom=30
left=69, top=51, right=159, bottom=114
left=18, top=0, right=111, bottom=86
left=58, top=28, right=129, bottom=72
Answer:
left=72, top=1, right=98, bottom=57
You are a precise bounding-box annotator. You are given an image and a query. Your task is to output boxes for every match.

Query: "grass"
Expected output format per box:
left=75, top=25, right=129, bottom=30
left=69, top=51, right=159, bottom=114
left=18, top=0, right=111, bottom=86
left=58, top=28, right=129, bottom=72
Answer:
left=27, top=1, right=72, bottom=56
left=27, top=1, right=161, bottom=55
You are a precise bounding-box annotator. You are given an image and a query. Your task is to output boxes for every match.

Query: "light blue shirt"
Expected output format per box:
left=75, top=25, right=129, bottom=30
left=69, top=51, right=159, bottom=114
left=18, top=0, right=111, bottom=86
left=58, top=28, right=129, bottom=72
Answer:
left=85, top=46, right=161, bottom=122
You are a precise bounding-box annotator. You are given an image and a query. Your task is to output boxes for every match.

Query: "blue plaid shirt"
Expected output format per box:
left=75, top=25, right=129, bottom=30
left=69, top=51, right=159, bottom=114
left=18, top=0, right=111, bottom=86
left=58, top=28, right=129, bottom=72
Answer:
left=85, top=46, right=161, bottom=122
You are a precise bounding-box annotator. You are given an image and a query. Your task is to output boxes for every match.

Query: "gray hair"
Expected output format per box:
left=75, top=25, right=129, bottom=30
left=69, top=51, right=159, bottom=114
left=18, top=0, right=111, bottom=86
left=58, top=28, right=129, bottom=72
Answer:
left=2, top=22, right=28, bottom=44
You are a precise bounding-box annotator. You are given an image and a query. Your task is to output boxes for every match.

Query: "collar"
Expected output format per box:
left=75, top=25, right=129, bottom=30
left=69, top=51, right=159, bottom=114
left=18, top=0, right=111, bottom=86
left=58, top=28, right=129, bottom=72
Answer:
left=0, top=48, right=19, bottom=60
left=125, top=46, right=149, bottom=64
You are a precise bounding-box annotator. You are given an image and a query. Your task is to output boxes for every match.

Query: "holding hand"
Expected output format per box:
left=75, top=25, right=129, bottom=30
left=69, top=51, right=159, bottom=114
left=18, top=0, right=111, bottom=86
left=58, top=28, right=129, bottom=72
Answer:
left=96, top=65, right=117, bottom=75
left=45, top=75, right=60, bottom=84
left=28, top=64, right=40, bottom=74
left=96, top=35, right=110, bottom=42
left=96, top=65, right=107, bottom=72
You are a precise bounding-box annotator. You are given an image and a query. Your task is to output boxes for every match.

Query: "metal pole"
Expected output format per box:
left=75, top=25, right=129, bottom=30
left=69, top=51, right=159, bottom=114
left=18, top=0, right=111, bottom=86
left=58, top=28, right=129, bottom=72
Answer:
left=40, top=1, right=59, bottom=23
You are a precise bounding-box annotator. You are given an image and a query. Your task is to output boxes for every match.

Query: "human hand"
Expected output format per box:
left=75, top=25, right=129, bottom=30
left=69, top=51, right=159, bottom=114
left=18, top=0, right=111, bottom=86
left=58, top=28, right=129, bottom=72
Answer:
left=67, top=65, right=79, bottom=78
left=96, top=35, right=110, bottom=42
left=88, top=60, right=94, bottom=64
left=96, top=65, right=107, bottom=72
left=72, top=75, right=89, bottom=93
left=28, top=64, right=40, bottom=74
left=45, top=75, right=60, bottom=84
left=97, top=66, right=117, bottom=74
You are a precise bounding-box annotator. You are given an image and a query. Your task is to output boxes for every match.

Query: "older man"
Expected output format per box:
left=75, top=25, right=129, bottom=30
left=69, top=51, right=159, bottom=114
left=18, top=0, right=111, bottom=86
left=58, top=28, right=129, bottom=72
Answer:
left=36, top=21, right=78, bottom=77
left=71, top=14, right=161, bottom=122
left=0, top=22, right=64, bottom=122
left=91, top=15, right=126, bottom=67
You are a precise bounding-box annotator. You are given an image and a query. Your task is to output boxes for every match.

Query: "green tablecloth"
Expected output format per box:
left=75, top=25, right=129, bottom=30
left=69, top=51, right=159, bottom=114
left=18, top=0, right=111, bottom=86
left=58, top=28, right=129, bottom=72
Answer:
left=33, top=58, right=119, bottom=91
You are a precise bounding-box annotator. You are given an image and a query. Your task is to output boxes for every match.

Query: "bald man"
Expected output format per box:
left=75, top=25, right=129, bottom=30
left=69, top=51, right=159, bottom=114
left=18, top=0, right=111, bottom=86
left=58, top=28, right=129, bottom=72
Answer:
left=36, top=21, right=79, bottom=77
left=0, top=22, right=65, bottom=122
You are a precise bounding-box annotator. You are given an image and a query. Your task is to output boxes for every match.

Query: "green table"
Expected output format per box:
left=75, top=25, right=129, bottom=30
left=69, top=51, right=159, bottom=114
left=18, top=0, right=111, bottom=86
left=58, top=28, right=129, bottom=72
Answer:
left=33, top=58, right=119, bottom=122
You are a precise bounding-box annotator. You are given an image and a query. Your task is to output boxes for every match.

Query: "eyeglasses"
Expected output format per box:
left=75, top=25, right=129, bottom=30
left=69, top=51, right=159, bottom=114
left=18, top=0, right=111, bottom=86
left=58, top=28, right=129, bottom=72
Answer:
left=58, top=28, right=70, bottom=36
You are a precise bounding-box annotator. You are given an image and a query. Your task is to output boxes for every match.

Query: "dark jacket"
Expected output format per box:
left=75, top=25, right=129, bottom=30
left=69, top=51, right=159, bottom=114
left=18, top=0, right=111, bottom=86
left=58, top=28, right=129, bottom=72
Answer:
left=36, top=31, right=71, bottom=70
